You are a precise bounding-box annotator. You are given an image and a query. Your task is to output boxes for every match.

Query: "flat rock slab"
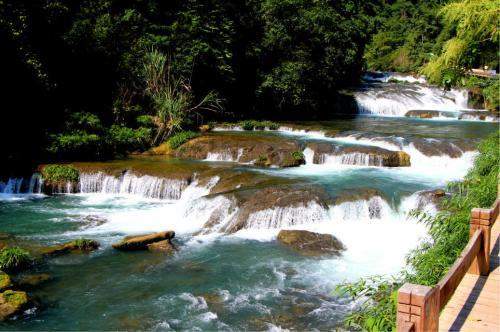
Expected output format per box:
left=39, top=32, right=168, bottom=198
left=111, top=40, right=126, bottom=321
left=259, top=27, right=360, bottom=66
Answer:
left=112, top=231, right=175, bottom=251
left=277, top=230, right=345, bottom=256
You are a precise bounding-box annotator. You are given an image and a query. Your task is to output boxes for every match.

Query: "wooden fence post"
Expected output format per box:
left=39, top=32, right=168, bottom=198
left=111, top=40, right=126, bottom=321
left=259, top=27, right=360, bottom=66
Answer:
left=469, top=205, right=496, bottom=275
left=397, top=283, right=439, bottom=332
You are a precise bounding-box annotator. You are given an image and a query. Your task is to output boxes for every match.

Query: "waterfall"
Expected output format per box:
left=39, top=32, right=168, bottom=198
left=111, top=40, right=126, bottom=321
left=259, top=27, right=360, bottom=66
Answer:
left=318, top=153, right=384, bottom=167
left=354, top=83, right=471, bottom=117
left=303, top=148, right=315, bottom=165
left=78, top=172, right=188, bottom=200
left=244, top=202, right=329, bottom=229
left=0, top=178, right=23, bottom=194
left=330, top=197, right=392, bottom=221
left=205, top=148, right=244, bottom=162
left=28, top=173, right=43, bottom=194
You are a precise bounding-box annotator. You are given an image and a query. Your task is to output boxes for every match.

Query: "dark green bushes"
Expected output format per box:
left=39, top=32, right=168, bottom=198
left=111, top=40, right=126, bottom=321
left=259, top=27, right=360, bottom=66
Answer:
left=41, top=164, right=79, bottom=183
left=239, top=120, right=279, bottom=131
left=167, top=131, right=200, bottom=150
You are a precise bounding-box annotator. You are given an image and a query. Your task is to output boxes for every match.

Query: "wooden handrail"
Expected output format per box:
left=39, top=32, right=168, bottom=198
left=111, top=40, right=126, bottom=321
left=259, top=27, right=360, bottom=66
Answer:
left=396, top=198, right=499, bottom=332
left=437, top=229, right=482, bottom=308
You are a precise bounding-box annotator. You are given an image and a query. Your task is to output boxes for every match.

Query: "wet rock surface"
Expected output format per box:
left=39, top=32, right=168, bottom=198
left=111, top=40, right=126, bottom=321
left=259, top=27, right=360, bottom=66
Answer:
left=15, top=274, right=52, bottom=289
left=277, top=230, right=345, bottom=256
left=42, top=239, right=99, bottom=256
left=112, top=231, right=176, bottom=251
left=0, top=290, right=29, bottom=321
left=411, top=138, right=475, bottom=158
left=175, top=134, right=305, bottom=167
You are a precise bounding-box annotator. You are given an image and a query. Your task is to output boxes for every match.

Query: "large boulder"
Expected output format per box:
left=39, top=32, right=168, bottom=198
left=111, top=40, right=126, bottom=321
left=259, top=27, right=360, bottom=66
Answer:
left=0, top=290, right=29, bottom=321
left=112, top=231, right=175, bottom=251
left=277, top=230, right=345, bottom=256
left=42, top=239, right=99, bottom=256
left=174, top=134, right=305, bottom=168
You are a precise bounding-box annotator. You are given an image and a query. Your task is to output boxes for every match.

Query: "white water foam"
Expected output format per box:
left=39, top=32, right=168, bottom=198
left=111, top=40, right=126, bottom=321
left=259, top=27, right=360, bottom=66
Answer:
left=78, top=172, right=188, bottom=200
left=354, top=84, right=469, bottom=117
left=205, top=148, right=244, bottom=162
left=363, top=72, right=426, bottom=84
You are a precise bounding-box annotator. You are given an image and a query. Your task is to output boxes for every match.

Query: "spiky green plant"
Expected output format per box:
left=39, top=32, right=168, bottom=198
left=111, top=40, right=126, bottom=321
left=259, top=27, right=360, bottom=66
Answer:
left=142, top=49, right=222, bottom=145
left=0, top=247, right=32, bottom=272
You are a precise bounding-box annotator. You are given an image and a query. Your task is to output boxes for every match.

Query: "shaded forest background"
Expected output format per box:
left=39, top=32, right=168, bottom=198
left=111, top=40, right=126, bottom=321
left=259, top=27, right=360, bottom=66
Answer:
left=1, top=0, right=498, bottom=173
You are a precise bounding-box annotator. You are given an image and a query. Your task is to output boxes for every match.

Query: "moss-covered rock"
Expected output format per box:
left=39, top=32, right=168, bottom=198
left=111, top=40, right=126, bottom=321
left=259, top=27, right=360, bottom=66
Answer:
left=0, top=290, right=29, bottom=321
left=277, top=230, right=345, bottom=256
left=42, top=239, right=99, bottom=256
left=0, top=272, right=12, bottom=292
left=112, top=231, right=175, bottom=251
left=174, top=134, right=305, bottom=168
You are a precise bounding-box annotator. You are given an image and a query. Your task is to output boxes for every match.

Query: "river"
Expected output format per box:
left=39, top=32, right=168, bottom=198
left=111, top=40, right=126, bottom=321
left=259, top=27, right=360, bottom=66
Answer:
left=0, top=76, right=497, bottom=330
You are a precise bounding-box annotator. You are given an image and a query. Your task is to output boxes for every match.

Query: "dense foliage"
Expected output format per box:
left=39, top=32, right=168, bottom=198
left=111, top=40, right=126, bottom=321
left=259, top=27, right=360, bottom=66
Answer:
left=1, top=0, right=377, bottom=170
left=167, top=131, right=200, bottom=150
left=366, top=0, right=499, bottom=92
left=337, top=133, right=499, bottom=331
left=41, top=164, right=80, bottom=183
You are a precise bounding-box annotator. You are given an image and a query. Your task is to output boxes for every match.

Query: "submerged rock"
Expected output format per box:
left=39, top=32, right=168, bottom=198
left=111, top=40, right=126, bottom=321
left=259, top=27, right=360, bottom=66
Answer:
left=147, top=240, right=176, bottom=254
left=42, top=239, right=99, bottom=256
left=16, top=274, right=52, bottom=289
left=112, top=231, right=175, bottom=251
left=0, top=290, right=29, bottom=321
left=277, top=230, right=345, bottom=256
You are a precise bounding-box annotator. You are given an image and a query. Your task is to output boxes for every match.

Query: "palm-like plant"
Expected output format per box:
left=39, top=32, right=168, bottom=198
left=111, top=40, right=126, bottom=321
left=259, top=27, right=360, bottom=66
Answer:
left=142, top=50, right=221, bottom=145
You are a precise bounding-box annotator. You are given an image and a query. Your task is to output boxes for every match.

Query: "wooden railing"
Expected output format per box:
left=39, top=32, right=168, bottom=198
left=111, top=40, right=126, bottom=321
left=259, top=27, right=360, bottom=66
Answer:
left=396, top=199, right=500, bottom=332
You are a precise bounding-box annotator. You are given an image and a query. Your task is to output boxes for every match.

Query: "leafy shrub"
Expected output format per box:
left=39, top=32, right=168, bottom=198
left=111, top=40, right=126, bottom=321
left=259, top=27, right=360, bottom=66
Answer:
left=72, top=239, right=99, bottom=251
left=291, top=151, right=305, bottom=161
left=482, top=78, right=499, bottom=111
left=167, top=131, right=200, bottom=149
left=240, top=120, right=255, bottom=131
left=108, top=125, right=151, bottom=154
left=0, top=247, right=33, bottom=272
left=47, top=131, right=103, bottom=158
left=136, top=115, right=155, bottom=127
left=42, top=164, right=79, bottom=183
left=336, top=276, right=399, bottom=331
left=264, top=121, right=279, bottom=130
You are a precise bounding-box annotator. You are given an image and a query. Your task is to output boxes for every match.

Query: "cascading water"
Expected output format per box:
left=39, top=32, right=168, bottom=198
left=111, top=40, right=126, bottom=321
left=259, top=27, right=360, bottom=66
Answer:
left=354, top=83, right=470, bottom=117
left=205, top=148, right=244, bottom=162
left=318, top=153, right=384, bottom=167
left=0, top=177, right=24, bottom=194
left=0, top=174, right=43, bottom=195
left=244, top=202, right=329, bottom=229
left=78, top=172, right=188, bottom=200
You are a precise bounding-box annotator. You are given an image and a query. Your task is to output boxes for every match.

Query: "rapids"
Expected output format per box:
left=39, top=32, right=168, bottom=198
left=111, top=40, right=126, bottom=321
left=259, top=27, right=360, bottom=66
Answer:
left=0, top=77, right=497, bottom=330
